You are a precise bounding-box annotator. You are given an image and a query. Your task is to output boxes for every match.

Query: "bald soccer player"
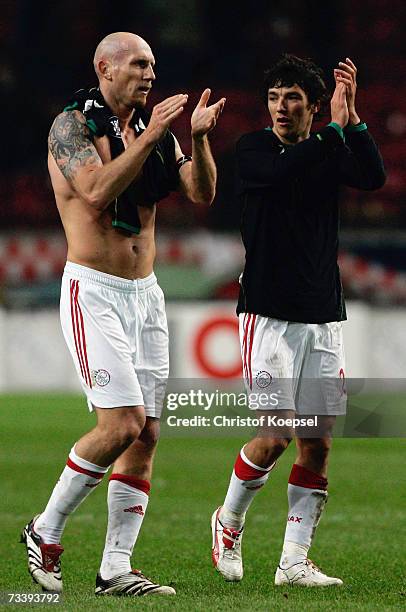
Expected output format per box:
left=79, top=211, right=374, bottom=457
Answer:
left=21, top=32, right=225, bottom=597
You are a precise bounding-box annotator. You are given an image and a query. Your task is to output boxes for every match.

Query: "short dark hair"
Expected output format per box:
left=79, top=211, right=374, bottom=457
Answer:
left=263, top=54, right=329, bottom=116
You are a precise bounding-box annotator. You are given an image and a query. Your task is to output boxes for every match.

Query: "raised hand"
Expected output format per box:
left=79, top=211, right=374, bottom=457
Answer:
left=330, top=81, right=349, bottom=128
left=146, top=93, right=188, bottom=143
left=191, top=89, right=226, bottom=138
left=334, top=58, right=360, bottom=124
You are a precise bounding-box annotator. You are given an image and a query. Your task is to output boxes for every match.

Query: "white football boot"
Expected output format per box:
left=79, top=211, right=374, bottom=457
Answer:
left=95, top=569, right=176, bottom=596
left=20, top=515, right=64, bottom=592
left=211, top=506, right=244, bottom=582
left=275, top=559, right=343, bottom=587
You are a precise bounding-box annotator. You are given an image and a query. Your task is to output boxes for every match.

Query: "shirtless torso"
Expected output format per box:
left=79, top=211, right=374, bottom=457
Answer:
left=48, top=126, right=156, bottom=280
left=47, top=29, right=225, bottom=284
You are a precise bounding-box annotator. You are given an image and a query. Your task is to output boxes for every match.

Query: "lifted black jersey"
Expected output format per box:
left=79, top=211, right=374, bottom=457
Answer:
left=236, top=125, right=386, bottom=323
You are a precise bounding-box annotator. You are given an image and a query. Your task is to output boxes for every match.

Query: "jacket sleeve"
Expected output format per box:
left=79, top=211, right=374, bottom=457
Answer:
left=236, top=126, right=345, bottom=189
left=339, top=127, right=386, bottom=190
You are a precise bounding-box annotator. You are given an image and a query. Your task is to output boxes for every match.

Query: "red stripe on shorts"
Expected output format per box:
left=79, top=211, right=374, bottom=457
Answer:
left=70, top=280, right=92, bottom=388
left=247, top=314, right=256, bottom=390
left=72, top=280, right=88, bottom=386
left=241, top=314, right=247, bottom=380
left=70, top=280, right=86, bottom=381
left=73, top=281, right=92, bottom=388
left=242, top=314, right=251, bottom=383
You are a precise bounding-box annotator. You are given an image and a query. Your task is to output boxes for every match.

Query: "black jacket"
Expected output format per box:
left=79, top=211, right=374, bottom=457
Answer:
left=236, top=124, right=386, bottom=323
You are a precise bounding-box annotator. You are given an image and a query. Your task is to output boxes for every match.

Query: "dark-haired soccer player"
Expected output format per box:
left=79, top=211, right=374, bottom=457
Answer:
left=211, top=55, right=385, bottom=586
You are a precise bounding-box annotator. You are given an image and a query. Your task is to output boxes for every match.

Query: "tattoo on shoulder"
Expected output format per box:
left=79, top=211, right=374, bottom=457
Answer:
left=48, top=111, right=101, bottom=181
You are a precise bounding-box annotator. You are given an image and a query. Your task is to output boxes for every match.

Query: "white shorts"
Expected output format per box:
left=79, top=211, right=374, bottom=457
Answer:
left=60, top=262, right=169, bottom=417
left=239, top=314, right=346, bottom=415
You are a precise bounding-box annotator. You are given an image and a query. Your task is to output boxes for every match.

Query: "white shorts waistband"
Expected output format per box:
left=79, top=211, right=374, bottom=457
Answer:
left=63, top=261, right=157, bottom=293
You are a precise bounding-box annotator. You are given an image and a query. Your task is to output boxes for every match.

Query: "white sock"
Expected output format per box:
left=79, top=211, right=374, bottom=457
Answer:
left=100, top=475, right=150, bottom=580
left=35, top=446, right=108, bottom=544
left=280, top=464, right=328, bottom=568
left=221, top=446, right=274, bottom=529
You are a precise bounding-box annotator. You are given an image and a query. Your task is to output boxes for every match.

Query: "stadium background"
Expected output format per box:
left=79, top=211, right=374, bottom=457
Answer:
left=0, top=1, right=405, bottom=609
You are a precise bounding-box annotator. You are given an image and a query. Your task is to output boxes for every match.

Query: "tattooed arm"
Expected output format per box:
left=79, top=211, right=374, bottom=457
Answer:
left=49, top=93, right=188, bottom=210
left=48, top=110, right=155, bottom=210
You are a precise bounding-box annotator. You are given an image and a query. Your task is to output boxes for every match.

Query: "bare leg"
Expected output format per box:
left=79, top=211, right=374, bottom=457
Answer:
left=113, top=417, right=160, bottom=478
left=294, top=416, right=336, bottom=477
left=34, top=405, right=145, bottom=544
left=75, top=405, right=146, bottom=467
left=100, top=417, right=161, bottom=579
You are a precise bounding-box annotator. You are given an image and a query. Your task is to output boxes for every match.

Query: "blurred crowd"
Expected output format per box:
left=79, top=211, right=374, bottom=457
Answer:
left=0, top=0, right=405, bottom=232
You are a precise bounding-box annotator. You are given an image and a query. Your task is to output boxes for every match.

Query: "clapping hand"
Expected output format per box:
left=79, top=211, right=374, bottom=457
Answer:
left=191, top=89, right=226, bottom=138
left=330, top=80, right=349, bottom=128
left=334, top=58, right=360, bottom=125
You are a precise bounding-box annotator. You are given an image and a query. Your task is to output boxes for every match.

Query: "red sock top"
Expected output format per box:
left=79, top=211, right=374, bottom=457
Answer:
left=66, top=458, right=104, bottom=479
left=289, top=463, right=328, bottom=490
left=109, top=473, right=151, bottom=495
left=234, top=451, right=270, bottom=481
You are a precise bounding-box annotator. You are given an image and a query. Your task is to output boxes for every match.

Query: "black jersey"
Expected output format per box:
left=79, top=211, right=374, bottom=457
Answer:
left=236, top=124, right=386, bottom=323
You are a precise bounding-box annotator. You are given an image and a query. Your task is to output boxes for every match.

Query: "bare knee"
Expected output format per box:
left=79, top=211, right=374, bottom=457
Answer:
left=272, top=436, right=291, bottom=455
left=246, top=436, right=291, bottom=468
left=113, top=418, right=160, bottom=478
left=297, top=437, right=332, bottom=472
left=97, top=407, right=146, bottom=450
left=138, top=418, right=160, bottom=452
left=117, top=419, right=144, bottom=447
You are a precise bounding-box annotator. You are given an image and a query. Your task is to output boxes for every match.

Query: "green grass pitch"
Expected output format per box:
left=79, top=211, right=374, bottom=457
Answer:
left=0, top=394, right=405, bottom=610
